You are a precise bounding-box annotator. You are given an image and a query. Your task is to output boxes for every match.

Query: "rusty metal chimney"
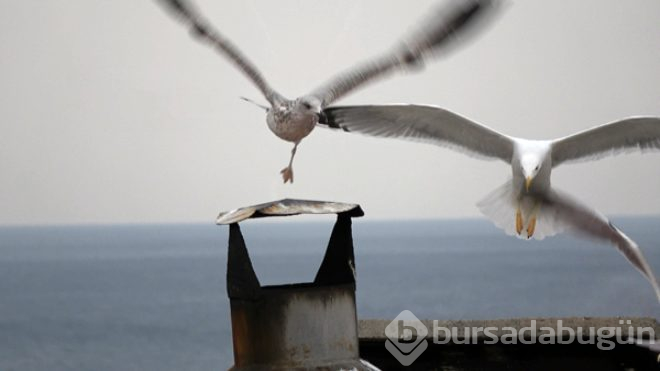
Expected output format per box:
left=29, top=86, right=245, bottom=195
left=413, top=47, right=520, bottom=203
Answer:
left=216, top=199, right=379, bottom=371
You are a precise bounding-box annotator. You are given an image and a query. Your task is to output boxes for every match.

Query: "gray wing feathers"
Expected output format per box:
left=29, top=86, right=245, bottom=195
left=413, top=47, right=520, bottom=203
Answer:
left=157, top=0, right=283, bottom=105
left=395, top=0, right=499, bottom=63
left=323, top=104, right=514, bottom=161
left=551, top=117, right=660, bottom=167
left=312, top=0, right=500, bottom=107
left=312, top=54, right=402, bottom=110
left=545, top=190, right=660, bottom=301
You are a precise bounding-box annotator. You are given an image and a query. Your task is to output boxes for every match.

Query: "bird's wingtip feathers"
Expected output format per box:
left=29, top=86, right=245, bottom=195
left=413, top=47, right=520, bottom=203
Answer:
left=397, top=0, right=503, bottom=66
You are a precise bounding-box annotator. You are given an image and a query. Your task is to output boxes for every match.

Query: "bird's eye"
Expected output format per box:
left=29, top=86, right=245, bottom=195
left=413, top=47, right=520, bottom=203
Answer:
left=535, top=166, right=539, bottom=170
left=301, top=102, right=311, bottom=110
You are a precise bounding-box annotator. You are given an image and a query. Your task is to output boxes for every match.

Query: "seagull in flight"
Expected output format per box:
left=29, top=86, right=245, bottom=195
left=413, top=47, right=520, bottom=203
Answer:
left=156, top=0, right=501, bottom=183
left=322, top=104, right=660, bottom=300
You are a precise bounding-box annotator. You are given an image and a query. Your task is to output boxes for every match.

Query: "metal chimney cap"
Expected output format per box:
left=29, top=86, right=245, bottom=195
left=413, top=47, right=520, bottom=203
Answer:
left=216, top=198, right=364, bottom=225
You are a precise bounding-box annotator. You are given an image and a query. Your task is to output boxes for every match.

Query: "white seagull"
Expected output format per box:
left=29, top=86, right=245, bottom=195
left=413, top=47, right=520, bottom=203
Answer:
left=156, top=0, right=501, bottom=183
left=322, top=104, right=660, bottom=301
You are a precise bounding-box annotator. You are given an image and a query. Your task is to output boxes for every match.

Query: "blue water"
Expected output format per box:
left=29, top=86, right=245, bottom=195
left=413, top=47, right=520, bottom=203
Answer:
left=1, top=217, right=659, bottom=370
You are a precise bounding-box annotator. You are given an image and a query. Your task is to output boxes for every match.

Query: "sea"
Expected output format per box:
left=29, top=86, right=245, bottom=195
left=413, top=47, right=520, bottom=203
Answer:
left=1, top=217, right=659, bottom=370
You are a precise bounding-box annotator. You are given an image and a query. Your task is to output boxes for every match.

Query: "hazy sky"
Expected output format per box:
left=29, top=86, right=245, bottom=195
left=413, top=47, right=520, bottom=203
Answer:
left=1, top=0, right=659, bottom=225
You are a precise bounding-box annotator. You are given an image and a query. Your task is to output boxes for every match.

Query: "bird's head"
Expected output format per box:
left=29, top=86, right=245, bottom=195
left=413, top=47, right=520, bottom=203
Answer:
left=295, top=96, right=326, bottom=122
left=520, top=154, right=542, bottom=192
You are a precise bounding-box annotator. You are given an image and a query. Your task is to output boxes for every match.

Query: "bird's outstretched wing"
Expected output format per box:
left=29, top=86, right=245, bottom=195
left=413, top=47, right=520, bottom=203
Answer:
left=156, top=0, right=283, bottom=105
left=322, top=104, right=514, bottom=161
left=310, top=0, right=502, bottom=107
left=551, top=117, right=660, bottom=167
left=544, top=189, right=660, bottom=302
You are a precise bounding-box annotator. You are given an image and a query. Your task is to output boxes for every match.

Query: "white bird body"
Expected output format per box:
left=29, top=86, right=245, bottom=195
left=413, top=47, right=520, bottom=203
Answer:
left=322, top=104, right=660, bottom=301
left=157, top=0, right=502, bottom=182
left=479, top=139, right=564, bottom=241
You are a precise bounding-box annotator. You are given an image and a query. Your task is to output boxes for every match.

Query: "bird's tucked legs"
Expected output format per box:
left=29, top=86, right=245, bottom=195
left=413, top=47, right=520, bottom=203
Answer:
left=280, top=143, right=298, bottom=184
left=526, top=201, right=541, bottom=239
left=515, top=202, right=523, bottom=235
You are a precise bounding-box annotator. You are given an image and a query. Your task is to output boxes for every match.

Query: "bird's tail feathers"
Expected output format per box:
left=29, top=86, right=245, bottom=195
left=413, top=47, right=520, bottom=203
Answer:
left=476, top=180, right=568, bottom=240
left=479, top=182, right=660, bottom=301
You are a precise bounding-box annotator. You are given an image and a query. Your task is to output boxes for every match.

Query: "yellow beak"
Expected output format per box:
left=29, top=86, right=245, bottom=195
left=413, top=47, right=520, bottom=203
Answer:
left=525, top=177, right=533, bottom=192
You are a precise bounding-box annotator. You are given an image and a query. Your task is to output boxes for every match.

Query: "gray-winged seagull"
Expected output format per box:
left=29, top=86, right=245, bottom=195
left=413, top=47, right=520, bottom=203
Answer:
left=322, top=104, right=660, bottom=301
left=156, top=0, right=501, bottom=183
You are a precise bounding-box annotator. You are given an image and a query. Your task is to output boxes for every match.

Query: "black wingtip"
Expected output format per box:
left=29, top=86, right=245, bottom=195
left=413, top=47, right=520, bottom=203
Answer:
left=317, top=111, right=328, bottom=125
left=319, top=109, right=350, bottom=132
left=158, top=0, right=195, bottom=18
left=166, top=0, right=188, bottom=13
left=401, top=0, right=501, bottom=66
left=431, top=0, right=494, bottom=47
left=157, top=0, right=212, bottom=39
left=191, top=22, right=210, bottom=38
